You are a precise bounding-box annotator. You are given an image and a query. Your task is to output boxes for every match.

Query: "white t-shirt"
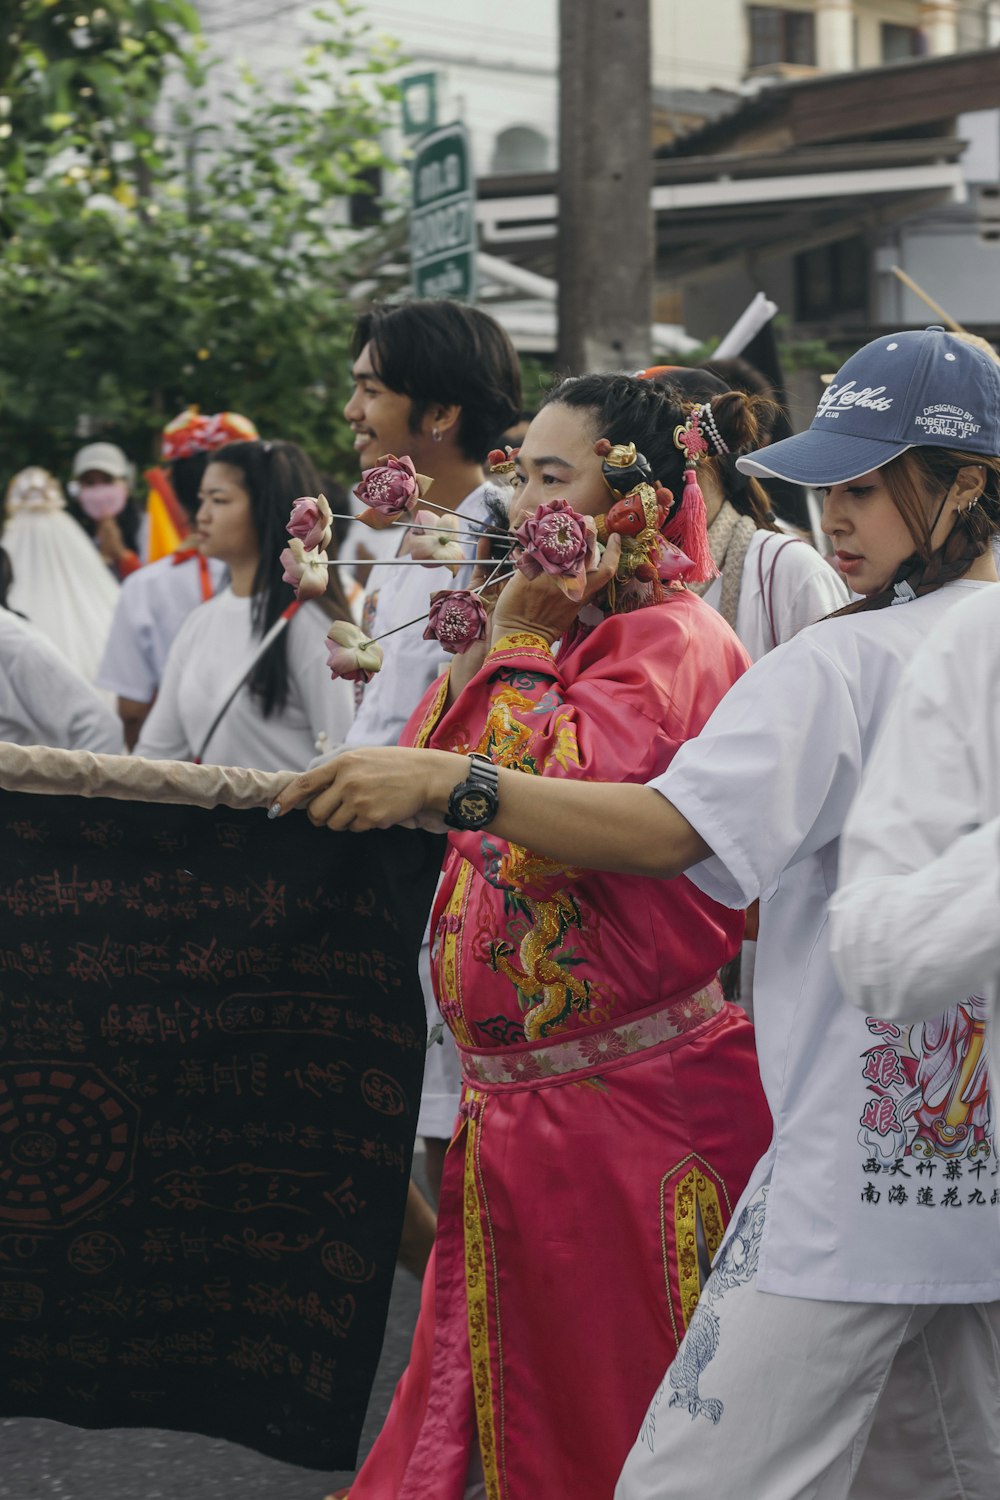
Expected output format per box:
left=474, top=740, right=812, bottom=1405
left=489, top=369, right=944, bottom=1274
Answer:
left=134, top=588, right=353, bottom=772
left=700, top=530, right=850, bottom=661
left=345, top=484, right=491, bottom=748
left=96, top=553, right=228, bottom=703
left=830, top=583, right=1000, bottom=1069
left=0, top=610, right=123, bottom=754
left=651, top=580, right=1000, bottom=1305
left=343, top=486, right=491, bottom=1138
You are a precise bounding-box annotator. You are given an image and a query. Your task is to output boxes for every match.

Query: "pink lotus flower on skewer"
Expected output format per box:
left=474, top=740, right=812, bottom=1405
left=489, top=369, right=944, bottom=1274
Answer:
left=280, top=537, right=329, bottom=601
left=512, top=498, right=598, bottom=602
left=286, top=492, right=333, bottom=552
left=325, top=620, right=384, bottom=684
left=423, top=589, right=488, bottom=655
left=409, top=510, right=465, bottom=573
left=355, top=454, right=431, bottom=530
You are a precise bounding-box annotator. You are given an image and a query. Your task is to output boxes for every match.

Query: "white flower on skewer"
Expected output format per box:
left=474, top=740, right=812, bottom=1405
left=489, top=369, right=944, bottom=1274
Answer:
left=280, top=537, right=329, bottom=601
left=325, top=620, right=384, bottom=683
left=409, top=509, right=466, bottom=574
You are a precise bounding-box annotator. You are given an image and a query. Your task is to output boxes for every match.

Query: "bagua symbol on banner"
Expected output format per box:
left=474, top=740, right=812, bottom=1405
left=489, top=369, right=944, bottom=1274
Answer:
left=0, top=751, right=443, bottom=1471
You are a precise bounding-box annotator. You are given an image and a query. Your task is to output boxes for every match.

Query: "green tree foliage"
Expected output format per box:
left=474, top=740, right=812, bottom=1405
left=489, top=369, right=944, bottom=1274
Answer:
left=0, top=1, right=401, bottom=489
left=1, top=1, right=202, bottom=195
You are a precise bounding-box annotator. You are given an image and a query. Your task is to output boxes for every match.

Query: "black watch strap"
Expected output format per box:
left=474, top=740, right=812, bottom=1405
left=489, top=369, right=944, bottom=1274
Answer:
left=444, top=752, right=500, bottom=831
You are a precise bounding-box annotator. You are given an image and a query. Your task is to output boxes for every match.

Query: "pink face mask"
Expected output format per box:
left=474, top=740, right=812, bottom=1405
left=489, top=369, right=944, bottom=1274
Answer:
left=78, top=480, right=128, bottom=520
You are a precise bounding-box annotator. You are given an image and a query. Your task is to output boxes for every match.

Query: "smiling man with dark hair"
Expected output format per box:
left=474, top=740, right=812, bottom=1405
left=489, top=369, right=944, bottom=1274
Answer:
left=341, top=299, right=522, bottom=1264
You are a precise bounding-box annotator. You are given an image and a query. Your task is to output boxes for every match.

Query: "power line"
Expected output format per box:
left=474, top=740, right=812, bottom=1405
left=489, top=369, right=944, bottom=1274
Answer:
left=360, top=1, right=555, bottom=54
left=200, top=0, right=306, bottom=34
left=201, top=0, right=557, bottom=56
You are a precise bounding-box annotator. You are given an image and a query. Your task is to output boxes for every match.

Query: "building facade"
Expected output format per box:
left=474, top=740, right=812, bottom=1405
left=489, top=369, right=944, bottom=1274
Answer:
left=191, top=2, right=1000, bottom=362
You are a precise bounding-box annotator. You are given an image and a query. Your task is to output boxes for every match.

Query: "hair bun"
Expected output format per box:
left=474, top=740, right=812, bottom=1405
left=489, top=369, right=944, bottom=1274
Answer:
left=708, top=389, right=781, bottom=456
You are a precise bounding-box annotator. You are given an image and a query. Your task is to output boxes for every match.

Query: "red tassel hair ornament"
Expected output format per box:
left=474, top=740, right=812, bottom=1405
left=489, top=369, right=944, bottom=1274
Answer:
left=668, top=408, right=718, bottom=583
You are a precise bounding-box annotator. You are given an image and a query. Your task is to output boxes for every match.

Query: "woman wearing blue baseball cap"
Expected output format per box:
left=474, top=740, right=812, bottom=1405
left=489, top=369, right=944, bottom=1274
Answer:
left=278, top=326, right=1000, bottom=1500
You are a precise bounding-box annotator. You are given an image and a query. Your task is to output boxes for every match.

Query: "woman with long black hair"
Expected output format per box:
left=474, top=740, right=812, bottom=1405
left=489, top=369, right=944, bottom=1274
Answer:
left=135, top=439, right=353, bottom=770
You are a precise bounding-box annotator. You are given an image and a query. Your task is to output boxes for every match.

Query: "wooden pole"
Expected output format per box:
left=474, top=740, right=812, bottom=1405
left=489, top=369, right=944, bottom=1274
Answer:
left=890, top=265, right=967, bottom=334
left=557, top=0, right=653, bottom=373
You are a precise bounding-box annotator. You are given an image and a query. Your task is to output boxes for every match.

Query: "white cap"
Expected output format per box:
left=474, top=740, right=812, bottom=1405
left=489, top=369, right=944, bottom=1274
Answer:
left=72, top=442, right=130, bottom=479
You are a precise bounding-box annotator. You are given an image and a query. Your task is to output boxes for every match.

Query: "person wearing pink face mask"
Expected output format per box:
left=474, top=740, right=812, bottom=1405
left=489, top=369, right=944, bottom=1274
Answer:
left=69, top=441, right=142, bottom=581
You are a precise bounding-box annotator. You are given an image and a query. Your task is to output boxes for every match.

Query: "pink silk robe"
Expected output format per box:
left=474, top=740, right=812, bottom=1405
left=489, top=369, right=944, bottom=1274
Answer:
left=348, top=592, right=773, bottom=1500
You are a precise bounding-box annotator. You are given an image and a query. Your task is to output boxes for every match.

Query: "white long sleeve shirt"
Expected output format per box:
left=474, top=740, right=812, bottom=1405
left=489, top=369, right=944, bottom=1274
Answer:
left=134, top=589, right=353, bottom=772
left=97, top=552, right=228, bottom=702
left=830, top=582, right=1000, bottom=1040
left=0, top=610, right=124, bottom=754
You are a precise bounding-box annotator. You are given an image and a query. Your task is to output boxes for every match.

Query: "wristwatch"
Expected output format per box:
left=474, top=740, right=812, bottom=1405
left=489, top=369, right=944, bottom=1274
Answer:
left=444, top=752, right=500, bottom=831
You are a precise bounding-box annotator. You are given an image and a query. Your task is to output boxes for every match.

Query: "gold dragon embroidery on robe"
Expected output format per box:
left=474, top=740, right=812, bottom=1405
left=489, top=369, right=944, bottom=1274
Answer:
left=477, top=678, right=592, bottom=1040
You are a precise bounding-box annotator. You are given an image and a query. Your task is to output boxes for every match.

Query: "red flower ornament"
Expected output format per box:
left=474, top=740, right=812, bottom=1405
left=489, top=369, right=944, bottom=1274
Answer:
left=512, top=498, right=598, bottom=601
left=354, top=455, right=431, bottom=530
left=423, top=590, right=488, bottom=654
left=286, top=492, right=333, bottom=553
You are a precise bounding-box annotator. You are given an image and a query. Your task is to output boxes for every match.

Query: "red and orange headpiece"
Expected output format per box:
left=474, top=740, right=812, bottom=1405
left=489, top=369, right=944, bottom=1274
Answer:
left=161, top=407, right=259, bottom=462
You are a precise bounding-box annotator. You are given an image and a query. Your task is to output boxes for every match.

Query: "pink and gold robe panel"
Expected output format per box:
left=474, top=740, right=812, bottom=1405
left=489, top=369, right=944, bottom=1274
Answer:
left=349, top=592, right=772, bottom=1500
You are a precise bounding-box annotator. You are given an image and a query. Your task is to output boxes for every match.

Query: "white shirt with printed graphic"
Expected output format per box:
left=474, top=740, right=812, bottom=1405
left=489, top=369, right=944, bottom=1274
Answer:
left=650, top=581, right=1000, bottom=1304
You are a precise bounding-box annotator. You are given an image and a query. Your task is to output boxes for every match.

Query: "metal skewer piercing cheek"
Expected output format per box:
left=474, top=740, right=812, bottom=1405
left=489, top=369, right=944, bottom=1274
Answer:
left=366, top=569, right=516, bottom=646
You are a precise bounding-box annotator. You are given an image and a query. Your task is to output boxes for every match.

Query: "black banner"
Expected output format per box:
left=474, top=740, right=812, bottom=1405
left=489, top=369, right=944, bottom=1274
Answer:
left=0, top=791, right=442, bottom=1469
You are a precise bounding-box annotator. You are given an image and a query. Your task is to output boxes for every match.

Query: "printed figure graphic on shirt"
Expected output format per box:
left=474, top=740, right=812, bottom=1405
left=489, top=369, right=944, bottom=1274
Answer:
left=912, top=997, right=993, bottom=1158
left=858, top=1003, right=994, bottom=1177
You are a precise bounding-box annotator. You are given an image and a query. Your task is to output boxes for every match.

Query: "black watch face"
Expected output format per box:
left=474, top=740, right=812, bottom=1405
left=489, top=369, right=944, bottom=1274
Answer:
left=456, top=789, right=495, bottom=827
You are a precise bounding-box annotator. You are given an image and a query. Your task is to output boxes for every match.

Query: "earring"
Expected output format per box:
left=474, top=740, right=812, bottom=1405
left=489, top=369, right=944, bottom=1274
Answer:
left=960, top=495, right=981, bottom=515
left=432, top=428, right=442, bottom=444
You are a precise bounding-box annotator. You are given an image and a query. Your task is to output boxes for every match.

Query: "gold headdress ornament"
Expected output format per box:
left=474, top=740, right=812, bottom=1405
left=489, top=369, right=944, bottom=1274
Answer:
left=590, top=439, right=680, bottom=610
left=488, top=446, right=518, bottom=480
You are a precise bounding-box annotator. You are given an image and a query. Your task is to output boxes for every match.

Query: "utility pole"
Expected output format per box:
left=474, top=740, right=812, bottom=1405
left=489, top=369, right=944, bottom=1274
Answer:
left=557, top=0, right=653, bottom=373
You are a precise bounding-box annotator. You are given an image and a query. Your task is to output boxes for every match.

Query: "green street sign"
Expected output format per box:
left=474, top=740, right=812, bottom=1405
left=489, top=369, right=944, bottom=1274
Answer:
left=410, top=122, right=477, bottom=303
left=400, top=73, right=438, bottom=138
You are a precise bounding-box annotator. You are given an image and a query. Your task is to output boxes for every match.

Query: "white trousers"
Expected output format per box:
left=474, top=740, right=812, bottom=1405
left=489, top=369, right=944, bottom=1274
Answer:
left=616, top=1192, right=1000, bottom=1500
left=415, top=932, right=462, bottom=1140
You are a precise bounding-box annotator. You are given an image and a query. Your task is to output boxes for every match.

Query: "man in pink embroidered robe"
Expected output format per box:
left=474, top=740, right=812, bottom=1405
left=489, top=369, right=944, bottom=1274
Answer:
left=347, top=592, right=773, bottom=1500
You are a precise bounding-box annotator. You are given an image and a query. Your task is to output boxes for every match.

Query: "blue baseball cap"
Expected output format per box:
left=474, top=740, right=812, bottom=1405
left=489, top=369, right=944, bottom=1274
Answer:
left=737, top=327, right=1000, bottom=487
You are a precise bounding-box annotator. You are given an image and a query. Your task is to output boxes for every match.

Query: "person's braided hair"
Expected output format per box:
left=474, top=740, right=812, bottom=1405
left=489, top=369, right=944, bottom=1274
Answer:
left=833, top=447, right=1000, bottom=616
